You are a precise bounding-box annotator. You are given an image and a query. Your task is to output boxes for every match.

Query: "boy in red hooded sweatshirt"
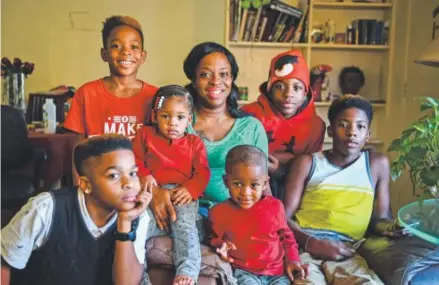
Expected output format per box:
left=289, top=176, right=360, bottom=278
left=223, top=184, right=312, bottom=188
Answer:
left=241, top=50, right=325, bottom=200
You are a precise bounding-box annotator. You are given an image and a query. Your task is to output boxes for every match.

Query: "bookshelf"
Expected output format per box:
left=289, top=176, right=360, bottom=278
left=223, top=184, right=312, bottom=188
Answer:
left=225, top=0, right=397, bottom=150
left=312, top=1, right=393, bottom=9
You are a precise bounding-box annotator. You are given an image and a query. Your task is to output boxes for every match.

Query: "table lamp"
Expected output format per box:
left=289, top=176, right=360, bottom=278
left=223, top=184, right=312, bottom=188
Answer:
left=415, top=36, right=439, bottom=67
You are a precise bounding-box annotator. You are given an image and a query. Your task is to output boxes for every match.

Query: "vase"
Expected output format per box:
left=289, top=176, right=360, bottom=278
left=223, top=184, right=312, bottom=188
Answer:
left=2, top=72, right=27, bottom=115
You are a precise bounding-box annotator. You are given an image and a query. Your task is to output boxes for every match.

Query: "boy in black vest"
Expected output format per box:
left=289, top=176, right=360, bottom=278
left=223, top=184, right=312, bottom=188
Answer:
left=1, top=134, right=152, bottom=285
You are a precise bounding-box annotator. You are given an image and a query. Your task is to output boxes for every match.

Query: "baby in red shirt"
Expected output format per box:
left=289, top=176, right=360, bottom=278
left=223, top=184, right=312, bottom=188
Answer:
left=208, top=145, right=308, bottom=284
left=132, top=85, right=210, bottom=285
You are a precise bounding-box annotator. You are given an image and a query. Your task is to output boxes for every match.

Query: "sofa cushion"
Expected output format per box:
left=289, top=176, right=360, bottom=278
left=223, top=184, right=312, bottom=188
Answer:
left=146, top=236, right=237, bottom=285
left=359, top=235, right=439, bottom=285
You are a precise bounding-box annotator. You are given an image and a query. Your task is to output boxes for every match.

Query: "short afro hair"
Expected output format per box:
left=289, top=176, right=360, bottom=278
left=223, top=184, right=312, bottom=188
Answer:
left=74, top=134, right=133, bottom=176
left=328, top=95, right=373, bottom=125
left=101, top=15, right=144, bottom=48
left=225, top=145, right=268, bottom=174
left=338, top=66, right=365, bottom=89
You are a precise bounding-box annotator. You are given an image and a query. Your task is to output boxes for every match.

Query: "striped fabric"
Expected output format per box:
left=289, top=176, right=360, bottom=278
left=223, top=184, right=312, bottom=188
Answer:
left=295, top=151, right=374, bottom=241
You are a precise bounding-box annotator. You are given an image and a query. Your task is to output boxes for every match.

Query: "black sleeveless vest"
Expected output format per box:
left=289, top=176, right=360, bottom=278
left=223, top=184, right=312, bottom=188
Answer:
left=11, top=188, right=116, bottom=285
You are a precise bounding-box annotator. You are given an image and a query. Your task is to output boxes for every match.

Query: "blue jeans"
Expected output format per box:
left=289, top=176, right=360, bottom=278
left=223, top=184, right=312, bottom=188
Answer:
left=234, top=268, right=291, bottom=285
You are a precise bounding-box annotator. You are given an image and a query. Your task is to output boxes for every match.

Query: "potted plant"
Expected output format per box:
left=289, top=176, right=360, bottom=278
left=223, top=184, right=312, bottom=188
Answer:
left=388, top=96, right=439, bottom=238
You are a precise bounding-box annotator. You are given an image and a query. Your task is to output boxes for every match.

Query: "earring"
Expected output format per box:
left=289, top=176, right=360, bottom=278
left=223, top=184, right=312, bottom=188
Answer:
left=84, top=189, right=90, bottom=194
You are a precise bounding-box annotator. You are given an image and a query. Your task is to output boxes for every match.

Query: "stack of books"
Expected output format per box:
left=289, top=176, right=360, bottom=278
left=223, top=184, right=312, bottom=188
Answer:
left=229, top=0, right=308, bottom=43
left=346, top=19, right=389, bottom=45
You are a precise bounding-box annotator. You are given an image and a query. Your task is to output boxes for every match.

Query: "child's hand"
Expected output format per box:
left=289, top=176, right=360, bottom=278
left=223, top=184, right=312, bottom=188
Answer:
left=141, top=175, right=157, bottom=193
left=117, top=187, right=152, bottom=230
left=216, top=242, right=236, bottom=263
left=171, top=186, right=193, bottom=206
left=285, top=260, right=308, bottom=281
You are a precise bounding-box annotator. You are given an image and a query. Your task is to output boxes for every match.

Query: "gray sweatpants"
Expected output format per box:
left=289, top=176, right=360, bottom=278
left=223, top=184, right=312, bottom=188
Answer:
left=144, top=200, right=201, bottom=282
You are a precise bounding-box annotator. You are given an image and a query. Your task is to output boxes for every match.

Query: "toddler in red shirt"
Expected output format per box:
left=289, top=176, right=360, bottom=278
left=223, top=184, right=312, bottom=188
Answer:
left=208, top=145, right=307, bottom=285
left=132, top=85, right=210, bottom=285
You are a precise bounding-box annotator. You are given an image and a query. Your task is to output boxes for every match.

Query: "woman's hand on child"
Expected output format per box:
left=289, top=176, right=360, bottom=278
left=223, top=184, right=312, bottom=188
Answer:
left=171, top=187, right=193, bottom=206
left=216, top=242, right=236, bottom=263
left=150, top=187, right=176, bottom=232
left=285, top=260, right=308, bottom=281
left=307, top=237, right=355, bottom=261
left=117, top=187, right=152, bottom=231
left=142, top=175, right=157, bottom=193
left=268, top=155, right=280, bottom=174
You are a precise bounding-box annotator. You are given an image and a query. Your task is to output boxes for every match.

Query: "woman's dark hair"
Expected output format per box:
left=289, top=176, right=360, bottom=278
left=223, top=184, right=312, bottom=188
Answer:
left=148, top=84, right=194, bottom=125
left=183, top=42, right=248, bottom=118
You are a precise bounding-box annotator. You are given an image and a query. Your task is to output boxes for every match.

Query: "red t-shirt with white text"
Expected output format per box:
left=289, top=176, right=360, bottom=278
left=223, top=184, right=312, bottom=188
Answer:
left=64, top=79, right=158, bottom=139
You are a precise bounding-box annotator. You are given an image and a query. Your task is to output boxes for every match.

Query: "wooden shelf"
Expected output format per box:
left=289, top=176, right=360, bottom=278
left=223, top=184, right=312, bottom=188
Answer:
left=324, top=138, right=383, bottom=145
left=311, top=44, right=389, bottom=50
left=227, top=41, right=308, bottom=48
left=313, top=1, right=393, bottom=9
left=315, top=102, right=386, bottom=108
left=239, top=101, right=386, bottom=108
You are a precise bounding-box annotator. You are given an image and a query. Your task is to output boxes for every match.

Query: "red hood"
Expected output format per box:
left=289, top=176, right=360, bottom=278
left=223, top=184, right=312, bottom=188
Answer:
left=255, top=89, right=318, bottom=123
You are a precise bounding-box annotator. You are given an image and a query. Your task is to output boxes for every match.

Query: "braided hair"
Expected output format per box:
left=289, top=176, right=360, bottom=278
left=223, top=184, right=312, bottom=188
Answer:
left=148, top=84, right=195, bottom=125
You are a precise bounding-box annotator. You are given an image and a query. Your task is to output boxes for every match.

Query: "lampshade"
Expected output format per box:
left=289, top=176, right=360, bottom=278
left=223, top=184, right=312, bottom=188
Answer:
left=415, top=37, right=439, bottom=67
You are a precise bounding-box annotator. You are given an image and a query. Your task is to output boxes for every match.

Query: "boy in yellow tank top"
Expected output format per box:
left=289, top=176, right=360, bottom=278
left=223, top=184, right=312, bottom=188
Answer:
left=283, top=95, right=408, bottom=284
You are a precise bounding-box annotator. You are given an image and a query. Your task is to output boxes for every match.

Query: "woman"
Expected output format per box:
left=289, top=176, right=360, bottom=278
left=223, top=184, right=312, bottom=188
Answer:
left=150, top=42, right=268, bottom=231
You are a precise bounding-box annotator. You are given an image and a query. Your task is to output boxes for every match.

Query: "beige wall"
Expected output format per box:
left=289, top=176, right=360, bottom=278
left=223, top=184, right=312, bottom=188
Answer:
left=1, top=0, right=226, bottom=93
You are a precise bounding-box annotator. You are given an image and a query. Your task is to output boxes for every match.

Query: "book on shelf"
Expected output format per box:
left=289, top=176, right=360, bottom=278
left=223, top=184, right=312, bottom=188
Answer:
left=229, top=0, right=307, bottom=44
left=335, top=18, right=389, bottom=45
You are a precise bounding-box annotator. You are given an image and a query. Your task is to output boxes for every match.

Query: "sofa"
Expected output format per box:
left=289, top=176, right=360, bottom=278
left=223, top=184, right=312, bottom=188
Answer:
left=146, top=234, right=439, bottom=285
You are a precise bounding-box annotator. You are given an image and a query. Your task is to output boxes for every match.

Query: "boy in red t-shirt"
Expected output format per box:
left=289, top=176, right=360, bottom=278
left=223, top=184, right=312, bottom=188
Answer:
left=209, top=145, right=307, bottom=285
left=241, top=50, right=325, bottom=200
left=64, top=15, right=158, bottom=140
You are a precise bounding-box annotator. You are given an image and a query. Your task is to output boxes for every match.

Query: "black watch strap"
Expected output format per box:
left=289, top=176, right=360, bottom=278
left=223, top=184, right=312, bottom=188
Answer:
left=114, top=217, right=140, bottom=242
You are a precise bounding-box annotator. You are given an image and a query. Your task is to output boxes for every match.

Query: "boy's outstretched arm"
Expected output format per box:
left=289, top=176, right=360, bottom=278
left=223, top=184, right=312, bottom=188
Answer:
left=284, top=154, right=313, bottom=246
left=1, top=263, right=11, bottom=285
left=113, top=188, right=151, bottom=285
left=369, top=152, right=408, bottom=237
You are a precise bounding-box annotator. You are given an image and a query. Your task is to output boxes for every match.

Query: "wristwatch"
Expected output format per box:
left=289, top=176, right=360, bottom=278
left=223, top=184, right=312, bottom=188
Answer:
left=114, top=217, right=139, bottom=242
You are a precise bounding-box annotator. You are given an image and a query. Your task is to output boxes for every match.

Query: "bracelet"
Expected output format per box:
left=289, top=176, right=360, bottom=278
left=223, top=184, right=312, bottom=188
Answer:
left=304, top=235, right=314, bottom=251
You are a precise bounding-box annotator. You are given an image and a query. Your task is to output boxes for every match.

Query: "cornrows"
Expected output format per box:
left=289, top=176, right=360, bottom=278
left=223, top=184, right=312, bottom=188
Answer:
left=149, top=85, right=195, bottom=125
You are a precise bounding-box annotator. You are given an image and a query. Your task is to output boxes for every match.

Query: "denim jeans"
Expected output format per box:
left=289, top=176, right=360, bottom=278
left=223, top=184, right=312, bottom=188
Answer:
left=234, top=268, right=291, bottom=285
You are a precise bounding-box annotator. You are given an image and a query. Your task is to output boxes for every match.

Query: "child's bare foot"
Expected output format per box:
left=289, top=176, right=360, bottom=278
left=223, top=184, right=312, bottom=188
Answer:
left=173, top=275, right=195, bottom=285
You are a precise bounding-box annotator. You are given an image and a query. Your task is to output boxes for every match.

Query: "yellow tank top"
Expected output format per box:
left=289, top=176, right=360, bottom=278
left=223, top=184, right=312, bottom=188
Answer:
left=295, top=151, right=374, bottom=241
